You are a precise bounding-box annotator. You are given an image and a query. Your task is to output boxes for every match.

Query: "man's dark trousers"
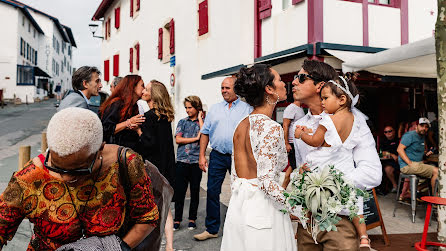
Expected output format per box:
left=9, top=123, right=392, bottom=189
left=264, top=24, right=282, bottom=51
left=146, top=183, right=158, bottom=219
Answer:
left=205, top=150, right=231, bottom=234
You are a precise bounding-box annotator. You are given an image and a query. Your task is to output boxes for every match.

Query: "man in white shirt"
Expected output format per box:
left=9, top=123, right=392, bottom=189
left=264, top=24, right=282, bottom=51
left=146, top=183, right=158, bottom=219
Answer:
left=292, top=60, right=382, bottom=250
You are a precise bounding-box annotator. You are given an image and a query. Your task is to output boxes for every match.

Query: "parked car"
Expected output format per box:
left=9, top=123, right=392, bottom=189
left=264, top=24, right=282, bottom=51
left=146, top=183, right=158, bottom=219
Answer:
left=55, top=90, right=109, bottom=114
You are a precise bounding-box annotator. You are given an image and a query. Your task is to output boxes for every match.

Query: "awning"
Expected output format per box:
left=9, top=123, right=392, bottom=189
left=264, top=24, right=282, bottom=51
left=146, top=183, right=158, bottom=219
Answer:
left=342, top=37, right=436, bottom=78
left=325, top=49, right=373, bottom=63
left=34, top=66, right=51, bottom=78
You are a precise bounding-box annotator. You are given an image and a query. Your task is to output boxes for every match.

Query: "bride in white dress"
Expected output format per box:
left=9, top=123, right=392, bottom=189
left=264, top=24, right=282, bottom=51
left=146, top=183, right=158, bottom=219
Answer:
left=221, top=64, right=303, bottom=251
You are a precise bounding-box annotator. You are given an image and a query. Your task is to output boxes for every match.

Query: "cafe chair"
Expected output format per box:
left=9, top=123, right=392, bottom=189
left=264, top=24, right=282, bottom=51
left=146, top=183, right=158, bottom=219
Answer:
left=393, top=173, right=419, bottom=223
left=414, top=196, right=446, bottom=251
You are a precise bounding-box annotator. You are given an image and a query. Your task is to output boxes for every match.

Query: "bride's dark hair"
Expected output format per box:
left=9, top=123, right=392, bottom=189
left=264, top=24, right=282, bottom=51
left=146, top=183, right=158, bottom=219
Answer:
left=234, top=64, right=275, bottom=107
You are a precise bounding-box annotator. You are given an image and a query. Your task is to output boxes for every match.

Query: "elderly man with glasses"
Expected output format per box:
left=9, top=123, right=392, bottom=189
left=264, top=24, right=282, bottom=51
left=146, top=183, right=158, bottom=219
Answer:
left=380, top=125, right=400, bottom=193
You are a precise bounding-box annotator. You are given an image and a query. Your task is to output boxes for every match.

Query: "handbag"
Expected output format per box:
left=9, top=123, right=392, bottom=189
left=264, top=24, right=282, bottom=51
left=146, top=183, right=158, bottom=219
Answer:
left=117, top=146, right=174, bottom=251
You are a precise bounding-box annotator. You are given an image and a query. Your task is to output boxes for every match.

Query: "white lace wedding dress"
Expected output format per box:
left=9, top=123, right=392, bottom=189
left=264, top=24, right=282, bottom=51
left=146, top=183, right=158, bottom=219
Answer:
left=221, top=114, right=302, bottom=251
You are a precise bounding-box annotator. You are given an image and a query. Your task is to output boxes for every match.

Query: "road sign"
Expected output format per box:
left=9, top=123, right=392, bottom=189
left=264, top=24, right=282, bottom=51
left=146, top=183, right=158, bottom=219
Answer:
left=170, top=73, right=175, bottom=87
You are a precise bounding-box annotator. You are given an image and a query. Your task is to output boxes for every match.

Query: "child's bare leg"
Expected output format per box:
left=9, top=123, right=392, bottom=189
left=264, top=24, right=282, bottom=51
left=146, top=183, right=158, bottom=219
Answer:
left=353, top=215, right=369, bottom=246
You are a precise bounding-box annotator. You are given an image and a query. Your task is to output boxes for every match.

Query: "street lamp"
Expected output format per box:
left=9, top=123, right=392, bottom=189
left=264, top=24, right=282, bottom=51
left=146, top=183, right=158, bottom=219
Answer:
left=88, top=24, right=104, bottom=39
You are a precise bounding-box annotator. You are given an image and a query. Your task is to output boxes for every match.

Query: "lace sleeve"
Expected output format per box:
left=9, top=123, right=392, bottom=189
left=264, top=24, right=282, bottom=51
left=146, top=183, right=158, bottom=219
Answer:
left=252, top=118, right=303, bottom=218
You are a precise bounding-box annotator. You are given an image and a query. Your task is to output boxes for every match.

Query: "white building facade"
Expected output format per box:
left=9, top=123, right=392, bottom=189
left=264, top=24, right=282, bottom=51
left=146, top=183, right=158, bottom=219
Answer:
left=0, top=0, right=76, bottom=103
left=92, top=0, right=437, bottom=123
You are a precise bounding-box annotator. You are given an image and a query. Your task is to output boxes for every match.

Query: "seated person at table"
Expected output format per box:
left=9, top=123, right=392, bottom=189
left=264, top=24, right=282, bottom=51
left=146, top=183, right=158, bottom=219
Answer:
left=397, top=117, right=438, bottom=200
left=380, top=126, right=399, bottom=193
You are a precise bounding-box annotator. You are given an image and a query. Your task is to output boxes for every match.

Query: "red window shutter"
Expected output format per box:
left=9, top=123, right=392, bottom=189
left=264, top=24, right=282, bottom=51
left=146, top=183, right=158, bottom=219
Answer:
left=292, top=0, right=303, bottom=4
left=130, top=0, right=134, bottom=17
left=104, top=60, right=110, bottom=81
left=113, top=54, right=119, bottom=76
left=115, top=7, right=120, bottom=29
left=158, top=28, right=163, bottom=59
left=198, top=0, right=208, bottom=36
left=107, top=19, right=111, bottom=38
left=135, top=43, right=140, bottom=70
left=169, top=19, right=175, bottom=54
left=129, top=48, right=133, bottom=73
left=105, top=21, right=108, bottom=39
left=258, top=0, right=272, bottom=19
left=136, top=0, right=140, bottom=11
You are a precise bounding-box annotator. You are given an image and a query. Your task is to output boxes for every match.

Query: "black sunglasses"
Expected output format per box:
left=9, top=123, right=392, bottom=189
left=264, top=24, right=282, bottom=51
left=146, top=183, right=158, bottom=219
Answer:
left=384, top=130, right=393, bottom=133
left=44, top=151, right=98, bottom=176
left=294, top=73, right=321, bottom=84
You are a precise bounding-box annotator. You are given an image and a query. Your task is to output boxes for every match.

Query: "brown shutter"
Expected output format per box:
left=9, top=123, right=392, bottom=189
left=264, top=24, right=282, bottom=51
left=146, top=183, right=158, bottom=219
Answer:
left=129, top=48, right=133, bottom=72
left=198, top=0, right=208, bottom=36
left=158, top=28, right=163, bottom=59
left=169, top=19, right=175, bottom=54
left=258, top=0, right=272, bottom=19
left=136, top=43, right=140, bottom=70
left=130, top=0, right=134, bottom=17
left=136, top=0, right=140, bottom=11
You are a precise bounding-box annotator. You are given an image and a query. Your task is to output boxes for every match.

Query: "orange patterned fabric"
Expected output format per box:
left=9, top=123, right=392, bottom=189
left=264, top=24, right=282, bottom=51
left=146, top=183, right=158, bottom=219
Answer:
left=0, top=149, right=159, bottom=250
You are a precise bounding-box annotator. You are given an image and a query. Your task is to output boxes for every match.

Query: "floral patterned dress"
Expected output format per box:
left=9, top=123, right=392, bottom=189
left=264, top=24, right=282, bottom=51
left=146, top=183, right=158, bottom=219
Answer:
left=221, top=114, right=302, bottom=251
left=0, top=149, right=159, bottom=251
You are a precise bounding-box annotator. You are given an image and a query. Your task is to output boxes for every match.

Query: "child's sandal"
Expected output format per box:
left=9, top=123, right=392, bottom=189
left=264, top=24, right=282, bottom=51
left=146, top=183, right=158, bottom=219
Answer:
left=359, top=235, right=377, bottom=251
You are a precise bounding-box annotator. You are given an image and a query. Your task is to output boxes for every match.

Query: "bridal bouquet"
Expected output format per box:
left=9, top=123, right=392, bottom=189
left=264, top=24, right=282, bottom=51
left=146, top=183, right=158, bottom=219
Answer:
left=283, top=166, right=368, bottom=242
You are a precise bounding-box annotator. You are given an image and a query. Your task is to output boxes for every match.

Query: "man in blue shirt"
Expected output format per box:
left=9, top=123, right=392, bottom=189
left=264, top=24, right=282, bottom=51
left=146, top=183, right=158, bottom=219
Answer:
left=194, top=77, right=252, bottom=241
left=397, top=117, right=438, bottom=200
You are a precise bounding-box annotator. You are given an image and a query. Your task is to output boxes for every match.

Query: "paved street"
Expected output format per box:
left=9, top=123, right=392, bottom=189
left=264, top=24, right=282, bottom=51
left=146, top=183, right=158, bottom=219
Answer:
left=0, top=100, right=439, bottom=251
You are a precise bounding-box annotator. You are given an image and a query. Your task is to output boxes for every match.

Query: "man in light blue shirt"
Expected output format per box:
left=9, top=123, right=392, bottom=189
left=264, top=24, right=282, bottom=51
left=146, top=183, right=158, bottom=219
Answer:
left=194, top=77, right=252, bottom=241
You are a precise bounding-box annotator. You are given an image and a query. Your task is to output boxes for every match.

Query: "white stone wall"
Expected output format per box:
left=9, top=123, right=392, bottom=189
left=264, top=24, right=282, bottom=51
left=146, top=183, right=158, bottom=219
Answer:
left=368, top=4, right=401, bottom=48
left=0, top=4, right=19, bottom=100
left=408, top=0, right=437, bottom=42
left=100, top=0, right=254, bottom=123
left=324, top=0, right=363, bottom=46
left=261, top=0, right=308, bottom=56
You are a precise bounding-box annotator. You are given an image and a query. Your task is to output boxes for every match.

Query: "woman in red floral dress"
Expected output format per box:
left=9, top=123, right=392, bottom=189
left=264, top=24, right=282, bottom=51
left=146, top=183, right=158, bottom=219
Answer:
left=0, top=107, right=159, bottom=250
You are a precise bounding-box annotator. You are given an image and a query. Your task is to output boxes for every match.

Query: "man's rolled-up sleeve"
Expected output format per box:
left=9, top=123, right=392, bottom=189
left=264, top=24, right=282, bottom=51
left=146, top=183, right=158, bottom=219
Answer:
left=350, top=122, right=382, bottom=190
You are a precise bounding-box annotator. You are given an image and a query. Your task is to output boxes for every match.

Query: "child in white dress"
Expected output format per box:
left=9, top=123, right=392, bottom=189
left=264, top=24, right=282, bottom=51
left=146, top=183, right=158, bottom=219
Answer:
left=294, top=75, right=372, bottom=250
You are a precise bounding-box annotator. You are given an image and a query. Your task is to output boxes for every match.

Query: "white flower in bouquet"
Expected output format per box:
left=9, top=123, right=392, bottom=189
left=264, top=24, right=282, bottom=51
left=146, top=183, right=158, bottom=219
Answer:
left=283, top=165, right=369, bottom=243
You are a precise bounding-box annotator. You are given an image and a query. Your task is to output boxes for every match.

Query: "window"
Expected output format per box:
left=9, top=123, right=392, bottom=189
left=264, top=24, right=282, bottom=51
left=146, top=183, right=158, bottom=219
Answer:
left=17, top=65, right=34, bottom=85
left=57, top=40, right=60, bottom=54
left=26, top=43, right=29, bottom=60
left=53, top=36, right=56, bottom=48
left=130, top=0, right=140, bottom=18
left=106, top=18, right=111, bottom=39
left=158, top=20, right=174, bottom=61
left=115, top=7, right=121, bottom=29
left=113, top=54, right=119, bottom=76
left=34, top=51, right=37, bottom=65
left=22, top=16, right=25, bottom=26
left=198, top=0, right=208, bottom=36
left=28, top=22, right=31, bottom=32
left=20, top=38, right=23, bottom=56
left=33, top=29, right=36, bottom=38
left=61, top=60, right=64, bottom=73
left=104, top=60, right=110, bottom=81
left=52, top=59, right=55, bottom=73
left=369, top=0, right=390, bottom=4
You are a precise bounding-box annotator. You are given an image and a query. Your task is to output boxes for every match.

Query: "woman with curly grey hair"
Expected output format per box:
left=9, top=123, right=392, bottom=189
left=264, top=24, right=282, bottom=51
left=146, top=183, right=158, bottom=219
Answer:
left=221, top=64, right=303, bottom=251
left=0, top=107, right=158, bottom=250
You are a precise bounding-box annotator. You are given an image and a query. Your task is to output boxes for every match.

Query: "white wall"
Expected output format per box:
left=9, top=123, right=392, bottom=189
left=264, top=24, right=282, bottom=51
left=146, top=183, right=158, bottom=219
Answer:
left=324, top=0, right=363, bottom=46
left=368, top=4, right=400, bottom=48
left=408, top=0, right=436, bottom=42
left=100, top=0, right=254, bottom=123
left=0, top=4, right=19, bottom=100
left=261, top=1, right=307, bottom=56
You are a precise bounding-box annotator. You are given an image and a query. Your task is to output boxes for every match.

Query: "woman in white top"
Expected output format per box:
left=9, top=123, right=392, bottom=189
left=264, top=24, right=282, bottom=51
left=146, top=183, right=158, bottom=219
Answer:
left=221, top=64, right=303, bottom=251
left=294, top=75, right=373, bottom=250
